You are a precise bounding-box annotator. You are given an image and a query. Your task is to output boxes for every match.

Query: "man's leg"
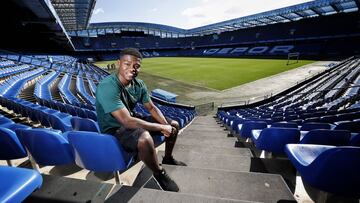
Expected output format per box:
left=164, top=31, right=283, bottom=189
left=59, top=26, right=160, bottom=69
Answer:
left=141, top=116, right=186, bottom=166
left=115, top=127, right=179, bottom=192
left=137, top=130, right=179, bottom=192
left=162, top=120, right=186, bottom=166
left=137, top=131, right=162, bottom=174
left=164, top=120, right=180, bottom=158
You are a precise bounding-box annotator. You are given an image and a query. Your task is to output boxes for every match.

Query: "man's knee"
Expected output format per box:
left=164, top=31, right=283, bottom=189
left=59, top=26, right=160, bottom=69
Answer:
left=170, top=120, right=180, bottom=131
left=137, top=131, right=154, bottom=150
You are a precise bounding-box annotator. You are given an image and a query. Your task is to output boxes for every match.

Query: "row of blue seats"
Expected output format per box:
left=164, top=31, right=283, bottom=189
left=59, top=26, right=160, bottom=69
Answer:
left=220, top=107, right=360, bottom=127
left=0, top=68, right=45, bottom=98
left=0, top=64, right=33, bottom=78
left=134, top=103, right=196, bottom=129
left=0, top=97, right=97, bottom=132
left=0, top=59, right=15, bottom=68
left=216, top=113, right=360, bottom=198
left=58, top=73, right=79, bottom=105
left=87, top=77, right=97, bottom=95
left=34, top=71, right=60, bottom=101
left=76, top=75, right=95, bottom=105
left=0, top=126, right=135, bottom=180
left=38, top=98, right=97, bottom=119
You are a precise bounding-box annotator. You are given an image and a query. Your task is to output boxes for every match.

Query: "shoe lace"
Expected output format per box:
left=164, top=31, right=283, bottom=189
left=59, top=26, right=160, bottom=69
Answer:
left=161, top=169, right=171, bottom=180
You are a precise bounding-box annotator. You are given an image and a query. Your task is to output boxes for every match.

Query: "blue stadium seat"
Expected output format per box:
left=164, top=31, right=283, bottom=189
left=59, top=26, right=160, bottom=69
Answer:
left=252, top=127, right=300, bottom=154
left=285, top=144, right=360, bottom=197
left=70, top=116, right=100, bottom=132
left=0, top=117, right=14, bottom=125
left=271, top=122, right=298, bottom=128
left=0, top=123, right=31, bottom=132
left=334, top=120, right=360, bottom=133
left=0, top=127, right=27, bottom=161
left=66, top=131, right=133, bottom=172
left=49, top=114, right=72, bottom=132
left=300, top=129, right=351, bottom=146
left=16, top=129, right=74, bottom=166
left=0, top=166, right=42, bottom=203
left=300, top=122, right=331, bottom=131
left=239, top=121, right=267, bottom=139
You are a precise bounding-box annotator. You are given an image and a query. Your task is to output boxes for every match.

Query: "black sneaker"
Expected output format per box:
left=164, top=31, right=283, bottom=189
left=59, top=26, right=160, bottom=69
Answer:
left=153, top=169, right=179, bottom=192
left=162, top=156, right=187, bottom=166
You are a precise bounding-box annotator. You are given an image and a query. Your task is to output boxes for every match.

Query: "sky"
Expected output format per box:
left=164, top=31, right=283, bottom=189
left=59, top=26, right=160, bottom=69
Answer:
left=90, top=0, right=313, bottom=29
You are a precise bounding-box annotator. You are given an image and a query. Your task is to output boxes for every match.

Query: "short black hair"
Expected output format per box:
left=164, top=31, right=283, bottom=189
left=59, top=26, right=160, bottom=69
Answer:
left=120, top=48, right=143, bottom=59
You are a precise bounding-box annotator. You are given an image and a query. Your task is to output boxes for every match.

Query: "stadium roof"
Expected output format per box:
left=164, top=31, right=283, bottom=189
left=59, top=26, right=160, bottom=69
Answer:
left=51, top=0, right=97, bottom=30
left=0, top=0, right=74, bottom=51
left=69, top=0, right=359, bottom=37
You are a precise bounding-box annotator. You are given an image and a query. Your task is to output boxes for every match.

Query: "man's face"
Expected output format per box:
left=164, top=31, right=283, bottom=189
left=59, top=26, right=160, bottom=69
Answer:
left=118, top=54, right=141, bottom=83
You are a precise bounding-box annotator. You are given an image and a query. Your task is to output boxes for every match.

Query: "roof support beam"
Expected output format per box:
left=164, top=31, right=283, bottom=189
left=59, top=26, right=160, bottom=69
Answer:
left=329, top=3, right=341, bottom=13
left=310, top=8, right=323, bottom=16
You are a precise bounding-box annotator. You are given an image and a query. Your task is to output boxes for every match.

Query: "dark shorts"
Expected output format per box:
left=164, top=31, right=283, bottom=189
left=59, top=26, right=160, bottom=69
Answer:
left=114, top=116, right=173, bottom=153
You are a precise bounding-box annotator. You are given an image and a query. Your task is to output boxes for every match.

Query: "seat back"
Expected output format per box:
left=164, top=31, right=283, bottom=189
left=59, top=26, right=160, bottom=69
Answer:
left=300, top=129, right=351, bottom=146
left=49, top=115, right=72, bottom=132
left=0, top=127, right=27, bottom=160
left=271, top=122, right=298, bottom=129
left=255, top=127, right=300, bottom=153
left=300, top=122, right=331, bottom=131
left=309, top=146, right=360, bottom=197
left=67, top=131, right=131, bottom=172
left=0, top=166, right=43, bottom=203
left=70, top=117, right=100, bottom=132
left=334, top=120, right=360, bottom=133
left=16, top=129, right=74, bottom=165
left=240, top=121, right=268, bottom=138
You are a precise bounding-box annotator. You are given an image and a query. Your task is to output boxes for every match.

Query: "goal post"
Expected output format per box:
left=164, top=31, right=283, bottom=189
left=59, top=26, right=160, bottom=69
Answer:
left=287, top=52, right=300, bottom=65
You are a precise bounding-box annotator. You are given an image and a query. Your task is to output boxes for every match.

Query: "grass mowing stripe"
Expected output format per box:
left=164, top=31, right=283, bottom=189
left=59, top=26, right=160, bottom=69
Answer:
left=95, top=57, right=315, bottom=91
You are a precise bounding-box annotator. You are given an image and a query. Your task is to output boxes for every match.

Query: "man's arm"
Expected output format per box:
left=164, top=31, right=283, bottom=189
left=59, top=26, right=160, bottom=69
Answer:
left=144, top=100, right=168, bottom=125
left=111, top=107, right=172, bottom=137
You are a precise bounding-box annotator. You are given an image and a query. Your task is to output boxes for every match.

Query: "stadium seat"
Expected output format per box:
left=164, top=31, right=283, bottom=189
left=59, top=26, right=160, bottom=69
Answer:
left=49, top=114, right=72, bottom=132
left=66, top=131, right=134, bottom=183
left=285, top=144, right=360, bottom=197
left=349, top=133, right=360, bottom=146
left=70, top=116, right=100, bottom=132
left=0, top=123, right=31, bottom=132
left=0, top=127, right=27, bottom=162
left=300, top=122, right=331, bottom=131
left=0, top=166, right=42, bottom=203
left=271, top=122, right=298, bottom=128
left=300, top=129, right=351, bottom=146
left=239, top=121, right=267, bottom=139
left=0, top=117, right=14, bottom=125
left=16, top=129, right=74, bottom=166
left=252, top=127, right=300, bottom=154
left=334, top=120, right=360, bottom=133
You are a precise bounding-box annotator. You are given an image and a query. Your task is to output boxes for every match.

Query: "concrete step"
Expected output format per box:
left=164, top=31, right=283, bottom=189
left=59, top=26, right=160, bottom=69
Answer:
left=28, top=174, right=252, bottom=203
left=173, top=143, right=253, bottom=156
left=142, top=165, right=295, bottom=203
left=176, top=135, right=236, bottom=147
left=107, top=186, right=253, bottom=203
left=180, top=130, right=230, bottom=138
left=158, top=150, right=252, bottom=172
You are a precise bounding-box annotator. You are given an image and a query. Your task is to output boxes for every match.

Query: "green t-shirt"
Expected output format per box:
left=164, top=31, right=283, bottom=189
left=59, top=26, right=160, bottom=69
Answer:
left=95, top=74, right=150, bottom=134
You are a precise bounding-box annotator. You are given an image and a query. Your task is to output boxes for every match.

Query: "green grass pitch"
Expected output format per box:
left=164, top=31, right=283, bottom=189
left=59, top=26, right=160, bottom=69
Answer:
left=95, top=57, right=315, bottom=91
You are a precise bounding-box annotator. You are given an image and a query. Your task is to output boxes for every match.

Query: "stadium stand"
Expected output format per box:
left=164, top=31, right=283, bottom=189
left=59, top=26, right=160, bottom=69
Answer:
left=217, top=56, right=360, bottom=201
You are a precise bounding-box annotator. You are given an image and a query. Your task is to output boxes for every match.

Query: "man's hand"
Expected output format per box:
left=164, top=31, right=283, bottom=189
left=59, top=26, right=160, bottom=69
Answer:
left=160, top=125, right=173, bottom=137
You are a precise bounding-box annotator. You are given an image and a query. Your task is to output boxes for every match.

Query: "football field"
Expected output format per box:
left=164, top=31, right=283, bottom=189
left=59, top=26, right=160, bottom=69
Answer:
left=96, top=57, right=315, bottom=91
